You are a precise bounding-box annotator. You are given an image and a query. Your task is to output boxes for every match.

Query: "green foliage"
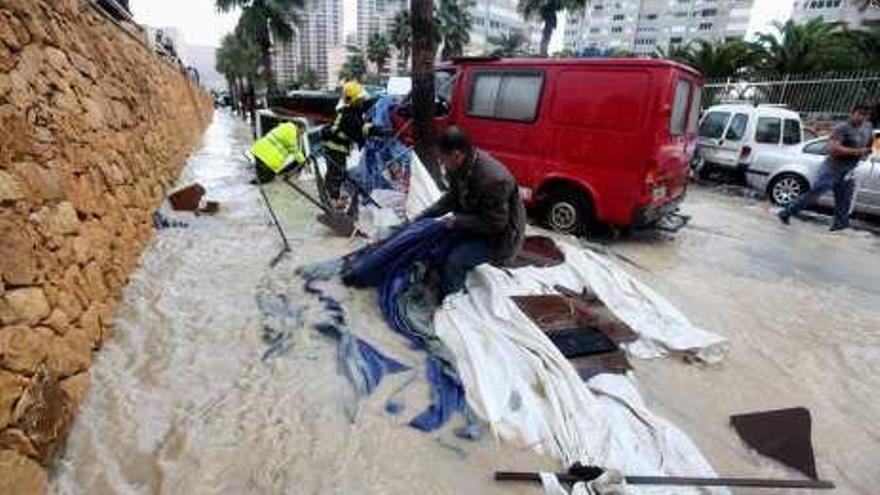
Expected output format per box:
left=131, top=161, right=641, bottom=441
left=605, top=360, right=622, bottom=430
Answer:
left=518, top=0, right=589, bottom=56
left=752, top=18, right=856, bottom=73
left=487, top=30, right=529, bottom=57
left=339, top=53, right=367, bottom=82
left=216, top=0, right=303, bottom=94
left=653, top=18, right=880, bottom=79
left=389, top=10, right=412, bottom=72
left=366, top=32, right=392, bottom=74
left=436, top=0, right=473, bottom=59
left=655, top=39, right=756, bottom=79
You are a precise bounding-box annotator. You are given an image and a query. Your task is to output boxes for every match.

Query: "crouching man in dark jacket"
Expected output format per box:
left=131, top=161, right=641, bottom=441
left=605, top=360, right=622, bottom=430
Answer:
left=417, top=127, right=526, bottom=295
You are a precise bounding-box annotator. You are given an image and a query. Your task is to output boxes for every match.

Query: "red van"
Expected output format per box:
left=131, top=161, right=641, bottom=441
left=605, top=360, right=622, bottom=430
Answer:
left=397, top=58, right=703, bottom=233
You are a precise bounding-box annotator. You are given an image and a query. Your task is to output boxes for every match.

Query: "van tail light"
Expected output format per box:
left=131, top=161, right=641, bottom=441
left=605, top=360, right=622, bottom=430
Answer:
left=739, top=146, right=753, bottom=162
left=645, top=159, right=660, bottom=187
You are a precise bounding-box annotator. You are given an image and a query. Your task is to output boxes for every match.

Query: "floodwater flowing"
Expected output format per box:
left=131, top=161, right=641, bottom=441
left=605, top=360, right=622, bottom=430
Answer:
left=48, top=112, right=549, bottom=495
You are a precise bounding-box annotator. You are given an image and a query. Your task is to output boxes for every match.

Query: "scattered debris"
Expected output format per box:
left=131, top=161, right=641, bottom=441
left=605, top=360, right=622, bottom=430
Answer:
left=731, top=407, right=819, bottom=480
left=152, top=211, right=188, bottom=230
left=168, top=183, right=206, bottom=211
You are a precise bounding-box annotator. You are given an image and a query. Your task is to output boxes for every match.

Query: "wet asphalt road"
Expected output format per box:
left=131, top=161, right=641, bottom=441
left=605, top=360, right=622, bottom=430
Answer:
left=613, top=184, right=880, bottom=495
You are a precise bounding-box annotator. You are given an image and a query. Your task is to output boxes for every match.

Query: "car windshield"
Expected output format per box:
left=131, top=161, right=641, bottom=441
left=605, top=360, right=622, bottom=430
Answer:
left=699, top=111, right=731, bottom=139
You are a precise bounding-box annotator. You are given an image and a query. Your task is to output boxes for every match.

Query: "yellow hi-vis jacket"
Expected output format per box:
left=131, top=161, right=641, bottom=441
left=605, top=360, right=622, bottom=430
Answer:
left=250, top=122, right=306, bottom=173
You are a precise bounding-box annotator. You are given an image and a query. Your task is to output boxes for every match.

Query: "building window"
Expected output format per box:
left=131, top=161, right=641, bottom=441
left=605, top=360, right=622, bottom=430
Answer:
left=613, top=14, right=625, bottom=21
left=674, top=11, right=687, bottom=18
left=670, top=36, right=683, bottom=44
left=699, top=22, right=713, bottom=31
left=468, top=72, right=544, bottom=122
left=594, top=4, right=604, bottom=10
left=702, top=8, right=717, bottom=17
left=611, top=26, right=623, bottom=33
left=590, top=27, right=601, bottom=33
left=643, top=13, right=658, bottom=21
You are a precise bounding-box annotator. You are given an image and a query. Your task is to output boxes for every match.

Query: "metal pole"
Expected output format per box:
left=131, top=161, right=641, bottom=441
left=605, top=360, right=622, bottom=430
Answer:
left=494, top=471, right=835, bottom=490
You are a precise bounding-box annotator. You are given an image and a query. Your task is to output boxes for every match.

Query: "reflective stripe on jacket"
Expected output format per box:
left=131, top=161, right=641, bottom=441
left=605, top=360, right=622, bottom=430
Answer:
left=250, top=122, right=305, bottom=173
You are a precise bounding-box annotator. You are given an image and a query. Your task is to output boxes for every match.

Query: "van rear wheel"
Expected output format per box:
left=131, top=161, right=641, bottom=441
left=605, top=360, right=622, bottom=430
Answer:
left=544, top=189, right=592, bottom=236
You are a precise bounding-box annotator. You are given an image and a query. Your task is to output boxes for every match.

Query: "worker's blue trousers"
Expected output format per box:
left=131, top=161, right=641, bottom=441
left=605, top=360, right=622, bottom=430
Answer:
left=440, top=237, right=490, bottom=296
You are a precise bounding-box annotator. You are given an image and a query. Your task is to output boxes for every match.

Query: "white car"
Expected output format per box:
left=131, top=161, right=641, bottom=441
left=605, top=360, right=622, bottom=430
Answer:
left=745, top=131, right=880, bottom=216
left=697, top=104, right=804, bottom=175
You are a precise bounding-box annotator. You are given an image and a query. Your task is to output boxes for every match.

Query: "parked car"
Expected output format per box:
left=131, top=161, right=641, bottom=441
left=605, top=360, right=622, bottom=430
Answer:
left=696, top=104, right=804, bottom=177
left=745, top=131, right=880, bottom=216
left=394, top=57, right=703, bottom=234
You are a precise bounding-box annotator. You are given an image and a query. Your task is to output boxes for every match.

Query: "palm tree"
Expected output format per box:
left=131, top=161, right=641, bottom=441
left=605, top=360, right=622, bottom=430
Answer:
left=339, top=53, right=367, bottom=82
left=437, top=0, right=473, bottom=59
left=366, top=32, right=392, bottom=75
left=752, top=18, right=854, bottom=74
left=389, top=10, right=412, bottom=74
left=215, top=0, right=303, bottom=97
left=656, top=39, right=756, bottom=79
left=411, top=0, right=441, bottom=182
left=215, top=33, right=261, bottom=131
left=487, top=30, right=529, bottom=57
left=518, top=0, right=588, bottom=57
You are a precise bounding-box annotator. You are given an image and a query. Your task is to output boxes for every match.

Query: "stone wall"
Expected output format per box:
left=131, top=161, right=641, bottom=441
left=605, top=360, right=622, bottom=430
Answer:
left=0, top=0, right=213, bottom=492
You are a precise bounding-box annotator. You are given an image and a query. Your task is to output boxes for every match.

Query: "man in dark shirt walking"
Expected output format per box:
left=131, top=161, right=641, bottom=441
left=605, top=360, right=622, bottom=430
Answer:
left=417, top=127, right=526, bottom=295
left=778, top=104, right=874, bottom=231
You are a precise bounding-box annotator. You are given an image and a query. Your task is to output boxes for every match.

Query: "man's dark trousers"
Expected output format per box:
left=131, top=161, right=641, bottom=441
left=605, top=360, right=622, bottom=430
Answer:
left=440, top=236, right=490, bottom=296
left=781, top=162, right=857, bottom=229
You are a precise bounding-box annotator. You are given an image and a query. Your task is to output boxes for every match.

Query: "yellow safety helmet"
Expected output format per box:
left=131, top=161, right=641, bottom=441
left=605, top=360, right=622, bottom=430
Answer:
left=342, top=80, right=366, bottom=104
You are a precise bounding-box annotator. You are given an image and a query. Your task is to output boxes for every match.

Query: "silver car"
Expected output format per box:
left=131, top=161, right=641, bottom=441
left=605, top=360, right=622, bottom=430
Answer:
left=745, top=131, right=880, bottom=216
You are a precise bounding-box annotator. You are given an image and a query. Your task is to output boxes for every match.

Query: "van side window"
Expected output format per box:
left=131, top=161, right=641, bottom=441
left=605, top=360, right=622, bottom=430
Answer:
left=699, top=111, right=730, bottom=139
left=783, top=119, right=802, bottom=145
left=468, top=72, right=543, bottom=122
left=669, top=79, right=690, bottom=135
left=687, top=85, right=702, bottom=133
left=756, top=117, right=781, bottom=144
left=725, top=114, right=748, bottom=141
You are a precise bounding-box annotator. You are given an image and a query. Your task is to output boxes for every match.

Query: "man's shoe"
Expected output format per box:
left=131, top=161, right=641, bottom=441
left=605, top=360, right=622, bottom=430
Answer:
left=777, top=210, right=790, bottom=225
left=829, top=223, right=849, bottom=232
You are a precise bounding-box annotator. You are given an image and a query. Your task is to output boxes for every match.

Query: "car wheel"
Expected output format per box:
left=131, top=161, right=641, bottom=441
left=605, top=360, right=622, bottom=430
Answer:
left=544, top=188, right=592, bottom=236
left=768, top=174, right=809, bottom=206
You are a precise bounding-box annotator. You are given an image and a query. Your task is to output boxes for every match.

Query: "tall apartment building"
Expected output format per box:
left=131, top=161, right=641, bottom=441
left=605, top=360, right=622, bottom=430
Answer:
left=272, top=0, right=343, bottom=89
left=791, top=0, right=880, bottom=28
left=355, top=0, right=539, bottom=73
left=469, top=0, right=540, bottom=54
left=564, top=0, right=754, bottom=56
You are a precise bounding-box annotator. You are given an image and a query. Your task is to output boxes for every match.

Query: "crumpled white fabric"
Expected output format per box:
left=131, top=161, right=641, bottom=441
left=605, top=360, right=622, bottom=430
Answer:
left=402, top=147, right=729, bottom=494
left=433, top=255, right=729, bottom=495
left=404, top=152, right=442, bottom=219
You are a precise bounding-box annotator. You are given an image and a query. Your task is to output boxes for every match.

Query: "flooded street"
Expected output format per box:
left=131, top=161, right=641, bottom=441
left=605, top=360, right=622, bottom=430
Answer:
left=617, top=189, right=880, bottom=494
left=48, top=111, right=879, bottom=494
left=47, top=111, right=549, bottom=495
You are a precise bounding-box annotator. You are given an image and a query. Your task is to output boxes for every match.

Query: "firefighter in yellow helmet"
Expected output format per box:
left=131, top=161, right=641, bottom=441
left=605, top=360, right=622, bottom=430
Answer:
left=321, top=81, right=382, bottom=209
left=249, top=121, right=306, bottom=184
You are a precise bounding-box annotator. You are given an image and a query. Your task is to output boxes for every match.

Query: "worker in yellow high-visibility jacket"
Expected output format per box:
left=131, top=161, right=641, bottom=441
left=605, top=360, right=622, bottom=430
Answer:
left=249, top=122, right=306, bottom=184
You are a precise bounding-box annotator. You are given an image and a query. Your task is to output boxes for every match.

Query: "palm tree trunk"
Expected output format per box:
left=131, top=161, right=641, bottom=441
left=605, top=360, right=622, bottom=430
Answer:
left=540, top=21, right=553, bottom=57
left=262, top=43, right=275, bottom=102
left=411, top=0, right=441, bottom=183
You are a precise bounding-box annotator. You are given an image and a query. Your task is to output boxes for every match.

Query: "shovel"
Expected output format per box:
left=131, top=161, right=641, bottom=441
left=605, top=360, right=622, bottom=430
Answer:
left=280, top=176, right=356, bottom=237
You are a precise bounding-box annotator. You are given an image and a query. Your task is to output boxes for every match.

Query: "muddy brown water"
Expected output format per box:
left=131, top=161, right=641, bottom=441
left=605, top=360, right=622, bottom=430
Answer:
left=49, top=112, right=880, bottom=494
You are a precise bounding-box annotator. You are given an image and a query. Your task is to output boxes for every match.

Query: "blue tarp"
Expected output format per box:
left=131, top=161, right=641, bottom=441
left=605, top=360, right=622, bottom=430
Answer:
left=341, top=220, right=470, bottom=432
left=353, top=95, right=411, bottom=193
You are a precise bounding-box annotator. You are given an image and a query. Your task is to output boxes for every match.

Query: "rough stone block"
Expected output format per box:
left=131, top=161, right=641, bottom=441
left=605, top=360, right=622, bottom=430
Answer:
left=9, top=362, right=74, bottom=464
left=3, top=288, right=50, bottom=326
left=0, top=326, right=53, bottom=375
left=0, top=370, right=28, bottom=430
left=50, top=201, right=80, bottom=235
left=0, top=448, right=47, bottom=494
left=0, top=167, right=27, bottom=202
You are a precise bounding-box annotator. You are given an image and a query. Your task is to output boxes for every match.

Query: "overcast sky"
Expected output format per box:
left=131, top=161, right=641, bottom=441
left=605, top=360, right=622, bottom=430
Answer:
left=129, top=0, right=793, bottom=48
